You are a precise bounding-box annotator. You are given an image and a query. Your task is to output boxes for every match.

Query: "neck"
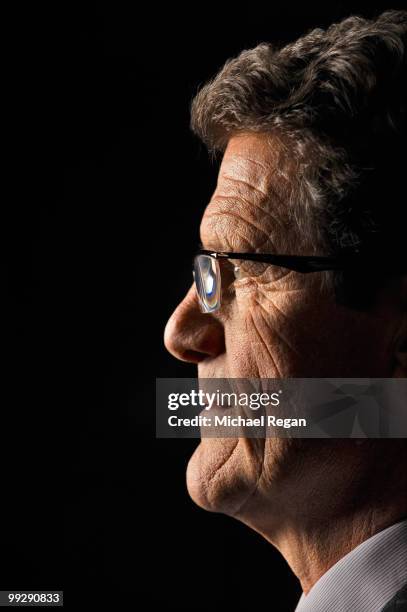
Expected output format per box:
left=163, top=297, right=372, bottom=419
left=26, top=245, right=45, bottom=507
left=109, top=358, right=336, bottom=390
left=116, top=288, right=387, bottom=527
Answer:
left=274, top=506, right=406, bottom=594
left=234, top=440, right=407, bottom=594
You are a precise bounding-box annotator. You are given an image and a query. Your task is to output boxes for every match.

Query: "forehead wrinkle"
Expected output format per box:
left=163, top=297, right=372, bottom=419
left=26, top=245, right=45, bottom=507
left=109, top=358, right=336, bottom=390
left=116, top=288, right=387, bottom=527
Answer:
left=218, top=174, right=269, bottom=200
left=211, top=193, right=284, bottom=228
left=204, top=208, right=276, bottom=248
left=201, top=185, right=286, bottom=254
left=214, top=174, right=287, bottom=230
left=200, top=206, right=280, bottom=254
left=235, top=156, right=291, bottom=207
left=217, top=155, right=270, bottom=199
left=200, top=188, right=287, bottom=253
left=218, top=135, right=291, bottom=203
left=200, top=133, right=296, bottom=252
left=214, top=159, right=290, bottom=227
left=200, top=208, right=261, bottom=252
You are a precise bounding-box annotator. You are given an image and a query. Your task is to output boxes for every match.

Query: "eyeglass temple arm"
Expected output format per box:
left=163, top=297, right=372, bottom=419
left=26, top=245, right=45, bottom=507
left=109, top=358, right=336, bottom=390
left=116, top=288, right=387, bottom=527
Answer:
left=198, top=249, right=355, bottom=273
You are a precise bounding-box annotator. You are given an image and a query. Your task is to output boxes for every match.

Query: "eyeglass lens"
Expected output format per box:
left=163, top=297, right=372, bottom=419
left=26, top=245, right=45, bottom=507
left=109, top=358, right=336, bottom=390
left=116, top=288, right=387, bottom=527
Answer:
left=193, top=254, right=221, bottom=313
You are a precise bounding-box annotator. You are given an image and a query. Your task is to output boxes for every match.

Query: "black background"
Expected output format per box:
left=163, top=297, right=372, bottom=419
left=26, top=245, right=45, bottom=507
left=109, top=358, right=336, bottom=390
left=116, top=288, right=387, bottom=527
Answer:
left=2, top=3, right=403, bottom=610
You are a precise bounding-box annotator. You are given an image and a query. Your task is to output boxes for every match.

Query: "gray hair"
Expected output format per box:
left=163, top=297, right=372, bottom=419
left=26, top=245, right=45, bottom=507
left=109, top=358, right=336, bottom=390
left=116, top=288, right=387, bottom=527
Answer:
left=190, top=11, right=407, bottom=305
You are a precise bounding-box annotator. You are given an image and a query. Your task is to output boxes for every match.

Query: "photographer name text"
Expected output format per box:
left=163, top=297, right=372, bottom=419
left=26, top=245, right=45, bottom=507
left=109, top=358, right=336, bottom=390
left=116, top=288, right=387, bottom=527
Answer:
left=168, top=414, right=307, bottom=429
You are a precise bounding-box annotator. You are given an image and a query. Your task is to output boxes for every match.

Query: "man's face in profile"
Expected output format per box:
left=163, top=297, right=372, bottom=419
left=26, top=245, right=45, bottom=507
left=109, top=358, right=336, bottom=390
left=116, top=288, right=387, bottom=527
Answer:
left=164, top=132, right=404, bottom=524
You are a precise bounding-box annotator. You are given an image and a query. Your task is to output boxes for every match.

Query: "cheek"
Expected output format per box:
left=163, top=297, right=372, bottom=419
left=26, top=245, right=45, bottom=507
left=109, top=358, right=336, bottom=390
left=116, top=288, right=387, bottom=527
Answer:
left=223, top=285, right=394, bottom=378
left=224, top=288, right=310, bottom=377
left=225, top=292, right=294, bottom=378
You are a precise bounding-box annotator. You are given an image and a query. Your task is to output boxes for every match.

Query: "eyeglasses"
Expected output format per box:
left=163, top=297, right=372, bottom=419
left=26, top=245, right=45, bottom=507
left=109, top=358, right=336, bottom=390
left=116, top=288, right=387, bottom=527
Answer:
left=193, top=248, right=363, bottom=313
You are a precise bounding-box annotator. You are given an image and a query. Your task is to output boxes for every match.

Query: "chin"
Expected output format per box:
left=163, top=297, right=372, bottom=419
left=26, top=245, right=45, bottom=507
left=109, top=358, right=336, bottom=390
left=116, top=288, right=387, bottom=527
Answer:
left=186, top=436, right=313, bottom=523
left=186, top=437, right=265, bottom=515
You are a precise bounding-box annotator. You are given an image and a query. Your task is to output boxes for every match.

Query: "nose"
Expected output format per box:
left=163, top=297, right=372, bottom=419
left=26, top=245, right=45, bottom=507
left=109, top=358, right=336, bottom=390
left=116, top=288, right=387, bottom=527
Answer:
left=164, top=285, right=225, bottom=363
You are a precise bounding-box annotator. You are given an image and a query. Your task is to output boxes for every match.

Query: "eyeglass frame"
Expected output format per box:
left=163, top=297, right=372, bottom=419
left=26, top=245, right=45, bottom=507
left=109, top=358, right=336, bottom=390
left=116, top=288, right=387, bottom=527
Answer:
left=197, top=248, right=363, bottom=272
left=193, top=247, right=407, bottom=313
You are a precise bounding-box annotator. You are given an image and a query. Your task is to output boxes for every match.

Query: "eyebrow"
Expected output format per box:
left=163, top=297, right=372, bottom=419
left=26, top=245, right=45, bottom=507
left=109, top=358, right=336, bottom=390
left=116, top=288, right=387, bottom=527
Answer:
left=198, top=239, right=226, bottom=253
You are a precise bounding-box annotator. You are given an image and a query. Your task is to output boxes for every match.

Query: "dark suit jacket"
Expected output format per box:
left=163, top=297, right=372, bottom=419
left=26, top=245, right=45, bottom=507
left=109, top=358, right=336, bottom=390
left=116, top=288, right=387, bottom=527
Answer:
left=381, top=583, right=407, bottom=611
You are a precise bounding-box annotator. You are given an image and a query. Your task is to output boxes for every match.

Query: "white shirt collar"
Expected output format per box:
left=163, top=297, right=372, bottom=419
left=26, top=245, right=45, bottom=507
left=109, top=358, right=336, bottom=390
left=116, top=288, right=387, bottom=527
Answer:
left=295, top=519, right=407, bottom=612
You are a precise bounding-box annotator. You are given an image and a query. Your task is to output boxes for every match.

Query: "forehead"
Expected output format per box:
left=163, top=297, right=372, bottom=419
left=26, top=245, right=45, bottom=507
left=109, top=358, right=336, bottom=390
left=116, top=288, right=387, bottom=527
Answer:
left=218, top=132, right=283, bottom=188
left=200, top=132, right=294, bottom=252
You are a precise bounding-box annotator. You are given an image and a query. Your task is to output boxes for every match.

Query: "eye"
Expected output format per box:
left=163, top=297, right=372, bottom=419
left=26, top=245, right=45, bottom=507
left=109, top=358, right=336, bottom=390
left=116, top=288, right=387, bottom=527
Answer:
left=229, top=258, right=268, bottom=280
left=229, top=258, right=291, bottom=283
left=233, top=265, right=244, bottom=280
left=218, top=259, right=244, bottom=289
